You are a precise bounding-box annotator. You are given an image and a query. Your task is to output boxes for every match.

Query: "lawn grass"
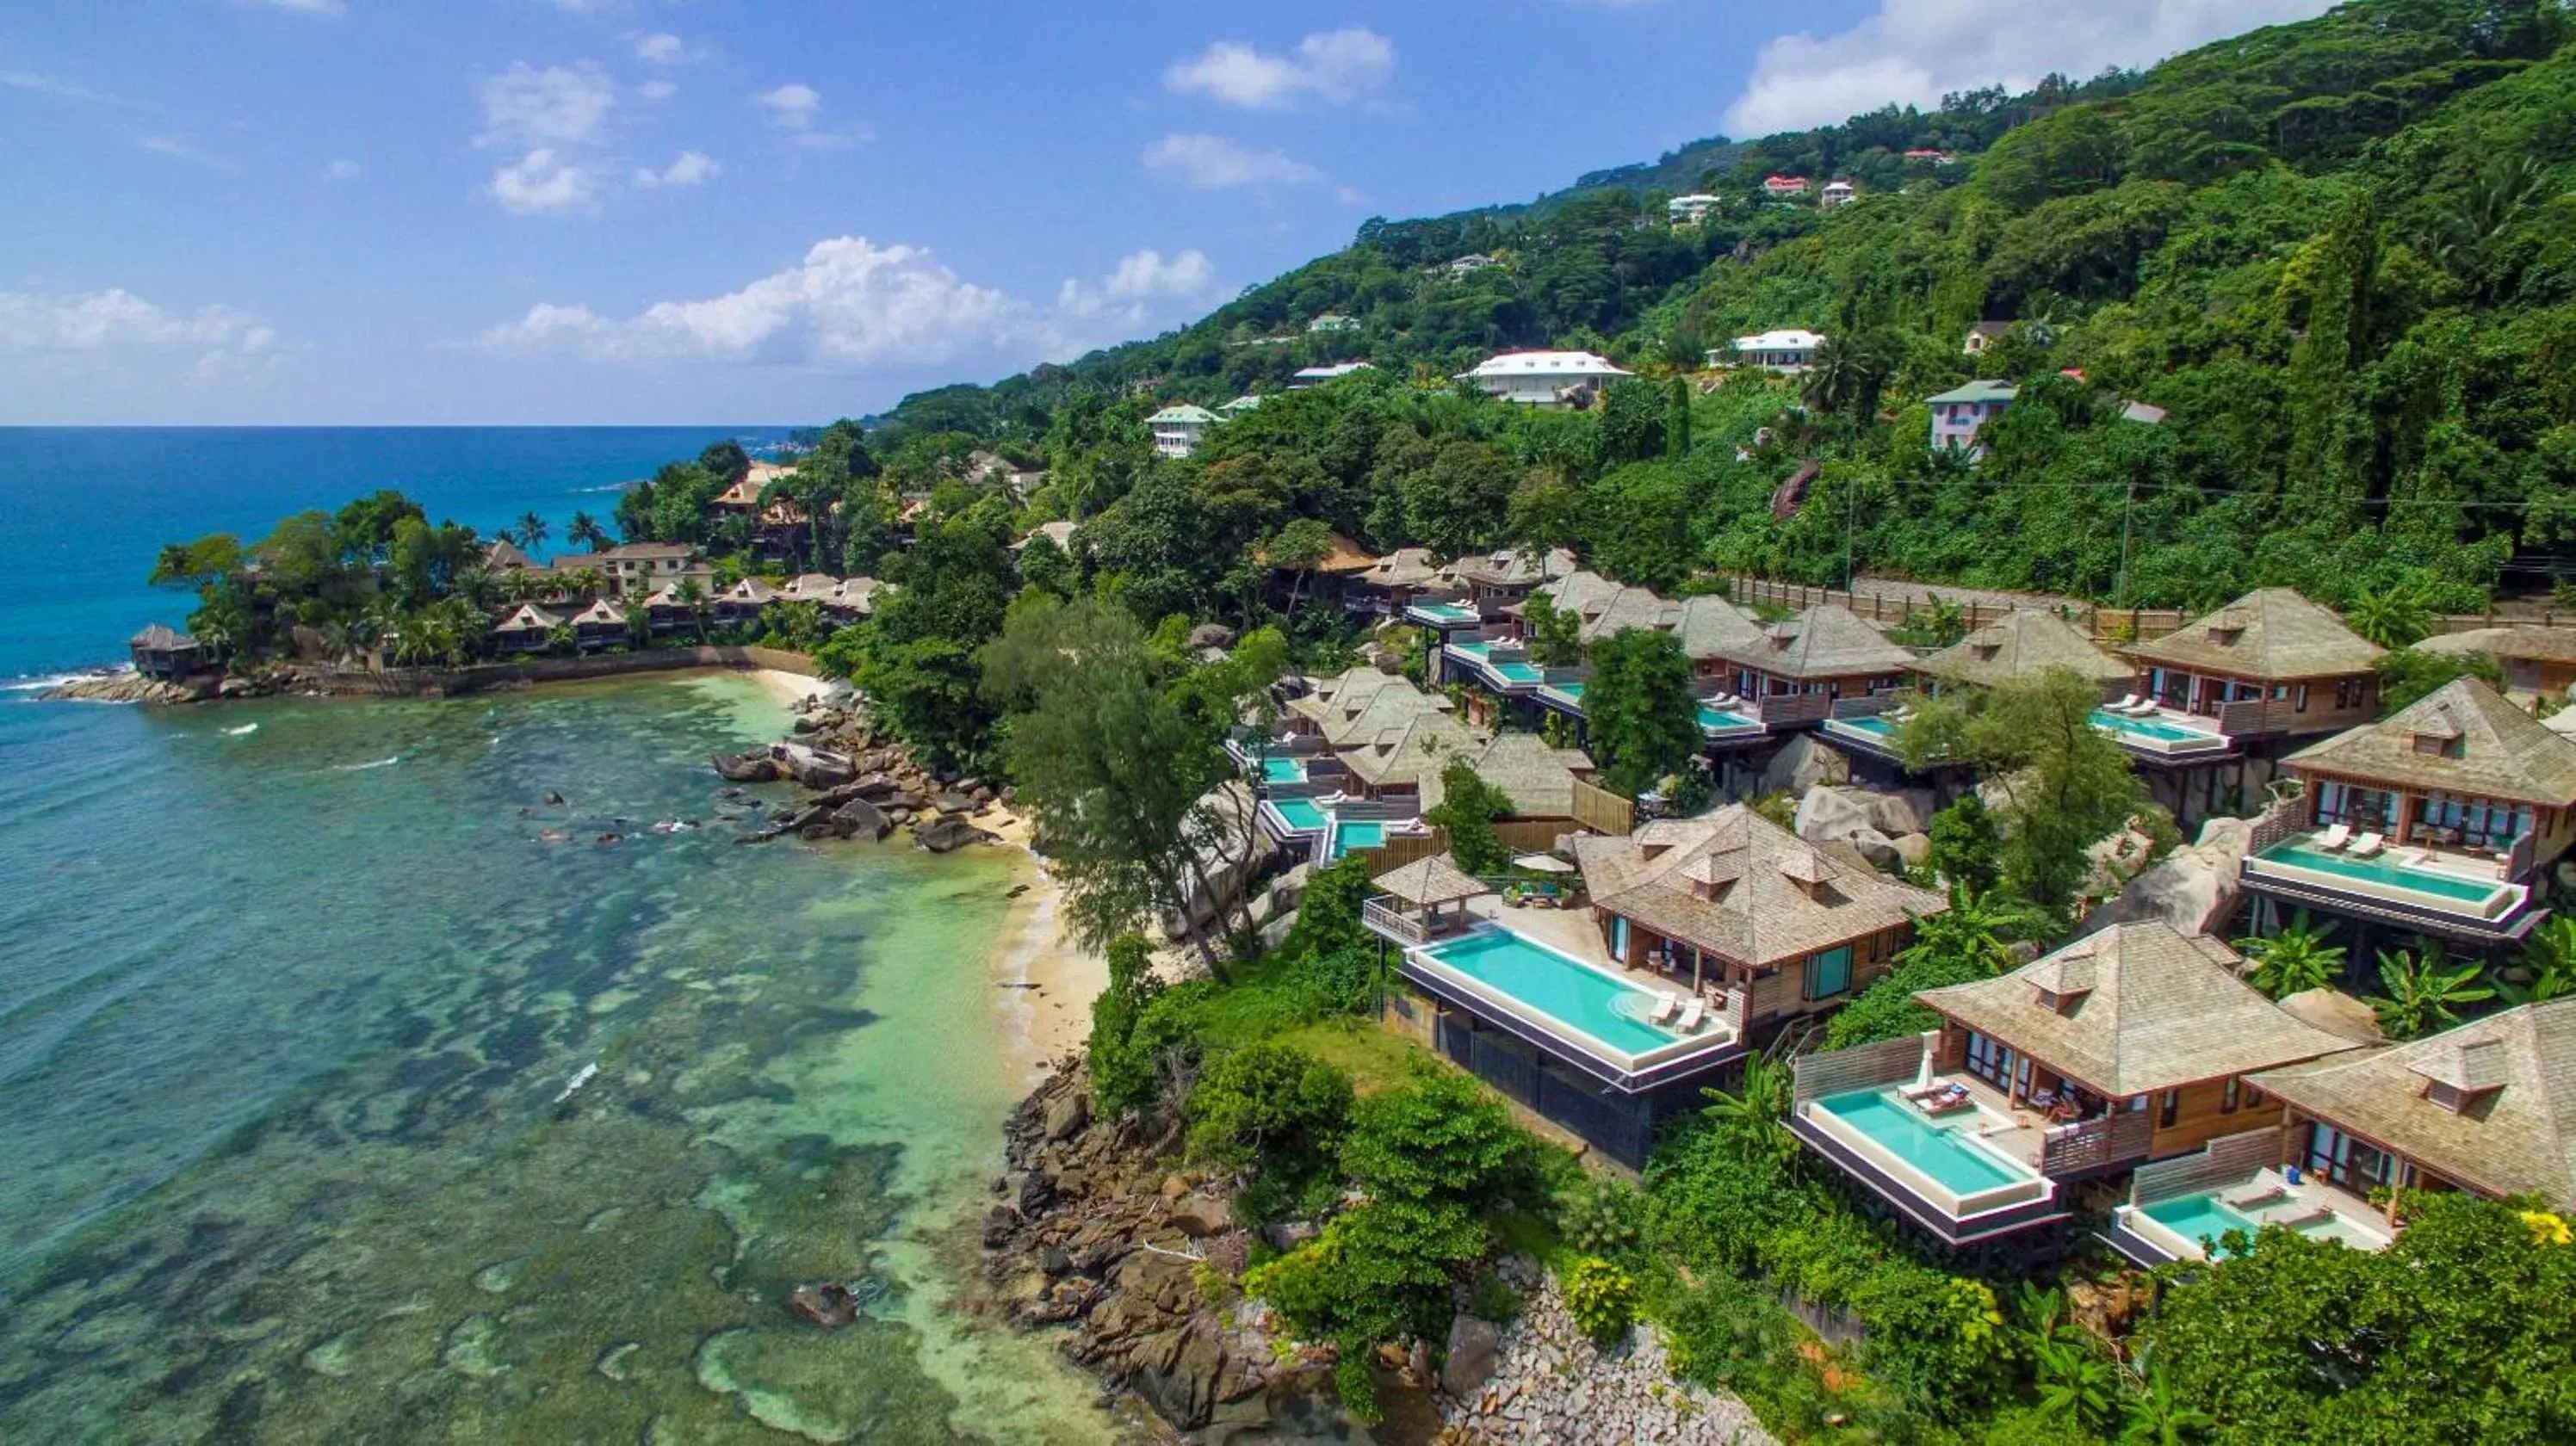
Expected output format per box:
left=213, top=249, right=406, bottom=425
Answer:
left=1269, top=1017, right=1434, bottom=1095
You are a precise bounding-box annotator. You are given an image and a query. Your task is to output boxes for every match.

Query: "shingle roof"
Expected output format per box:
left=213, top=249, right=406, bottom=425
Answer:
left=1418, top=732, right=1595, bottom=818
left=1913, top=609, right=2131, bottom=688
left=1339, top=711, right=1486, bottom=788
left=494, top=602, right=562, bottom=631
left=2418, top=626, right=2576, bottom=667
left=1148, top=405, right=1222, bottom=425
left=2125, top=589, right=2383, bottom=680
left=131, top=623, right=195, bottom=651
left=1449, top=546, right=1577, bottom=588
left=1372, top=853, right=1492, bottom=908
left=1573, top=805, right=1945, bottom=967
left=2285, top=677, right=2576, bottom=806
left=1917, top=922, right=2360, bottom=1097
left=1672, top=596, right=1771, bottom=661
left=1722, top=604, right=1915, bottom=679
left=571, top=598, right=627, bottom=627
left=722, top=578, right=781, bottom=604
left=2251, top=999, right=2576, bottom=1208
left=1307, top=672, right=1456, bottom=749
left=482, top=539, right=535, bottom=571
left=1359, top=547, right=1447, bottom=589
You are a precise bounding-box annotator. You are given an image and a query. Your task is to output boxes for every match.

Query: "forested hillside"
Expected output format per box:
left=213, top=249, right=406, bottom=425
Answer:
left=821, top=0, right=2574, bottom=627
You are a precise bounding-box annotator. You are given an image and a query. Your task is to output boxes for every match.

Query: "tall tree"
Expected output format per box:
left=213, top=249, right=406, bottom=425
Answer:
left=1583, top=628, right=1700, bottom=798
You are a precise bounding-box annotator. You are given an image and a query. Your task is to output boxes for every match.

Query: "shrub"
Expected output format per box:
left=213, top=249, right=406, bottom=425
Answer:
left=1341, top=1069, right=1535, bottom=1208
left=1564, top=1258, right=1636, bottom=1342
left=1244, top=1196, right=1490, bottom=1424
left=1184, top=1043, right=1354, bottom=1202
left=1552, top=1177, right=1644, bottom=1257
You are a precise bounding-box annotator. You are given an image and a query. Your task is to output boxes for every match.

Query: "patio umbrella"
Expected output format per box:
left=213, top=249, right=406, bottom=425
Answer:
left=1512, top=853, right=1576, bottom=873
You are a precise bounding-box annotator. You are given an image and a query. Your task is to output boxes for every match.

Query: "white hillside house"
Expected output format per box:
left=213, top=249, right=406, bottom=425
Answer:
left=1819, top=180, right=1858, bottom=209
left=1667, top=194, right=1721, bottom=226
left=1147, top=404, right=1221, bottom=459
left=1456, top=350, right=1631, bottom=408
left=1719, top=329, right=1825, bottom=373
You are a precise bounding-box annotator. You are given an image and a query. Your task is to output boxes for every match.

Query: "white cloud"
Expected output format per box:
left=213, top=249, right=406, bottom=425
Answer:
left=538, top=0, right=622, bottom=15
left=475, top=236, right=1220, bottom=369
left=634, top=32, right=699, bottom=65
left=488, top=147, right=600, bottom=214
left=0, top=287, right=277, bottom=371
left=323, top=158, right=363, bottom=182
left=638, top=78, right=678, bottom=102
left=1722, top=0, right=2338, bottom=135
left=244, top=0, right=344, bottom=15
left=139, top=135, right=215, bottom=164
left=1163, top=28, right=1394, bottom=109
left=1142, top=133, right=1326, bottom=189
left=634, top=150, right=719, bottom=188
left=477, top=61, right=616, bottom=149
left=753, top=82, right=822, bottom=128
left=1056, top=248, right=1216, bottom=322
left=751, top=82, right=869, bottom=149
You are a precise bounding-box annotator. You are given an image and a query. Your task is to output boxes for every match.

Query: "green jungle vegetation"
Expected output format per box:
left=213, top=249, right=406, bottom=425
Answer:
left=139, top=5, right=2576, bottom=1440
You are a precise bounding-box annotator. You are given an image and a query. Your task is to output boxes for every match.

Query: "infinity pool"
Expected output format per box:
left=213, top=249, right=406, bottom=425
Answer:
left=1420, top=928, right=1679, bottom=1057
left=1269, top=797, right=1328, bottom=832
left=1698, top=704, right=1756, bottom=732
left=1329, top=819, right=1387, bottom=858
left=1815, top=1089, right=2031, bottom=1196
left=1260, top=757, right=1308, bottom=784
left=2090, top=708, right=2223, bottom=746
left=2257, top=838, right=2509, bottom=905
left=1451, top=641, right=1544, bottom=686
left=2139, top=1195, right=2260, bottom=1257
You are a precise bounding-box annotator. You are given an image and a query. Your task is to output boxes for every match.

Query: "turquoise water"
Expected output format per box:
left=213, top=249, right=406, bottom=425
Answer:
left=1698, top=704, right=1756, bottom=732
left=1262, top=757, right=1308, bottom=783
left=1835, top=714, right=1896, bottom=737
left=1452, top=642, right=1542, bottom=685
left=1331, top=819, right=1388, bottom=857
left=2260, top=839, right=2505, bottom=904
left=1270, top=797, right=1328, bottom=831
left=1544, top=681, right=1588, bottom=712
left=1409, top=602, right=1480, bottom=626
left=1816, top=1090, right=2029, bottom=1196
left=2089, top=708, right=2220, bottom=745
left=0, top=677, right=1111, bottom=1443
left=2140, top=1196, right=2261, bottom=1257
left=1421, top=930, right=1675, bottom=1056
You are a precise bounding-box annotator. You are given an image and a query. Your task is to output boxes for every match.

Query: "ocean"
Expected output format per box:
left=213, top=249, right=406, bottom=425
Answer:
left=0, top=430, right=1115, bottom=1443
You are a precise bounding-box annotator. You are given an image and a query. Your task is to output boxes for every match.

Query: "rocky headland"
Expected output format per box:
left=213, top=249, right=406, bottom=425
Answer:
left=714, top=688, right=1007, bottom=854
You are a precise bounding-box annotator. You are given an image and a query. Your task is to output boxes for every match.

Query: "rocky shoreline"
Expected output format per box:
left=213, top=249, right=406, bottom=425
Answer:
left=715, top=688, right=1008, bottom=854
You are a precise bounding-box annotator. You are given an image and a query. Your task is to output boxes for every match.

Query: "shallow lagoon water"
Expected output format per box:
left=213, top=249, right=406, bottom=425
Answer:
left=0, top=675, right=1115, bottom=1443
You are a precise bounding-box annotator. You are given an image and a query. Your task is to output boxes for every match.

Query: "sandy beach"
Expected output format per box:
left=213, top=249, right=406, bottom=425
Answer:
left=750, top=665, right=834, bottom=709
left=984, top=810, right=1106, bottom=1080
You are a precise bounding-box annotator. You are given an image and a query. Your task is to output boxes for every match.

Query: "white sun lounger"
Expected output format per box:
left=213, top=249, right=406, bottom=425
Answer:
left=1676, top=997, right=1706, bottom=1033
left=2121, top=697, right=2159, bottom=716
left=1649, top=993, right=1680, bottom=1025
left=2316, top=823, right=2352, bottom=851
left=2109, top=693, right=2141, bottom=713
left=2349, top=832, right=2387, bottom=858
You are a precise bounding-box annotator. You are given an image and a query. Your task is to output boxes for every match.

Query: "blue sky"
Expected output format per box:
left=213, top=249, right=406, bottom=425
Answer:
left=0, top=0, right=2334, bottom=425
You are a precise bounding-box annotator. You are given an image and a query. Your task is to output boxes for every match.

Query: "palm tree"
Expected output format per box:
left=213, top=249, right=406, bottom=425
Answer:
left=1706, top=1054, right=1796, bottom=1166
left=2423, top=156, right=2550, bottom=301
left=567, top=566, right=607, bottom=601
left=2118, top=1347, right=2214, bottom=1446
left=677, top=576, right=712, bottom=644
left=513, top=511, right=551, bottom=558
left=2342, top=576, right=2437, bottom=648
left=2233, top=911, right=2346, bottom=999
left=1901, top=885, right=2044, bottom=976
left=2031, top=1334, right=2120, bottom=1436
left=1801, top=336, right=1862, bottom=418
left=2366, top=946, right=2494, bottom=1041
left=567, top=510, right=612, bottom=553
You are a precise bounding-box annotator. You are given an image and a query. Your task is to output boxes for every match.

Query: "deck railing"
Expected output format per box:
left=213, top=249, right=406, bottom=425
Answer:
left=1361, top=898, right=1432, bottom=945
left=2038, top=1111, right=2156, bottom=1176
left=1791, top=1033, right=1929, bottom=1103
left=2127, top=1128, right=2286, bottom=1208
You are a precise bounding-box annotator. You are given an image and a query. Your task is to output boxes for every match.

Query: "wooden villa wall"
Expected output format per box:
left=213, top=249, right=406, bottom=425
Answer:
left=2150, top=1078, right=2292, bottom=1159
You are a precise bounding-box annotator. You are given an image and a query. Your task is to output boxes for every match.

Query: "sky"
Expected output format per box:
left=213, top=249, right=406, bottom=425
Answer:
left=0, top=0, right=2338, bottom=426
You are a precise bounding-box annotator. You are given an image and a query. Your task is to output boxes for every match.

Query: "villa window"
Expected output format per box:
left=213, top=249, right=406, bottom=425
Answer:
left=2159, top=1091, right=2179, bottom=1128
left=2294, top=683, right=2309, bottom=712
left=1802, top=946, right=1853, bottom=1001
left=1962, top=1031, right=2014, bottom=1089
left=2222, top=1078, right=2241, bottom=1113
left=2307, top=1122, right=2394, bottom=1192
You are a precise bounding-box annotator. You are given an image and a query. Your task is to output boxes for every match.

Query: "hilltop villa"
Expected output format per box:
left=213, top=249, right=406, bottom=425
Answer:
left=1793, top=923, right=2359, bottom=1250
left=1762, top=175, right=1810, bottom=198
left=129, top=623, right=205, bottom=680
left=1148, top=404, right=1222, bottom=459
left=1289, top=362, right=1374, bottom=389
left=2239, top=677, right=2576, bottom=955
left=1667, top=194, right=1721, bottom=226
left=1457, top=350, right=1631, bottom=408
left=1926, top=380, right=2019, bottom=457
left=1819, top=180, right=1858, bottom=209
left=1722, top=330, right=1825, bottom=373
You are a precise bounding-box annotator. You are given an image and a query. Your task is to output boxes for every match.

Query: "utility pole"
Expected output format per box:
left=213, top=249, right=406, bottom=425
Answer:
left=1842, top=471, right=1860, bottom=592
left=2115, top=478, right=2138, bottom=606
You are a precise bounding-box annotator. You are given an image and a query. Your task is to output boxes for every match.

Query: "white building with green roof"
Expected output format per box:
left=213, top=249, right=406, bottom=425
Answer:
left=1146, top=404, right=1222, bottom=459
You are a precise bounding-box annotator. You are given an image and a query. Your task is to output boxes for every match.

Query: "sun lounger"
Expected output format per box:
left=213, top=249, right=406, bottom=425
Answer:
left=2109, top=693, right=2140, bottom=713
left=1677, top=997, right=1705, bottom=1033
left=2316, top=823, right=2351, bottom=851
left=2268, top=1208, right=2334, bottom=1232
left=2349, top=832, right=2387, bottom=858
left=2121, top=698, right=2159, bottom=716
left=2224, top=1181, right=2289, bottom=1210
left=1917, top=1091, right=1975, bottom=1116
left=1649, top=993, right=1680, bottom=1025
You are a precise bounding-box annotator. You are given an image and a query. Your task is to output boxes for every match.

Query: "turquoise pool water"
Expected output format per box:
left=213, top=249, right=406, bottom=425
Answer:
left=1698, top=704, right=1756, bottom=732
left=1409, top=602, right=1480, bottom=626
left=1817, top=1090, right=2029, bottom=1196
left=1452, top=642, right=1543, bottom=685
left=1549, top=681, right=1587, bottom=702
left=1329, top=819, right=1387, bottom=857
left=2140, top=1195, right=2261, bottom=1256
left=1421, top=930, right=1676, bottom=1057
left=1834, top=714, right=1896, bottom=736
left=2259, top=839, right=2505, bottom=905
left=1260, top=757, right=1308, bottom=783
left=2090, top=708, right=2219, bottom=745
left=1270, top=797, right=1328, bottom=832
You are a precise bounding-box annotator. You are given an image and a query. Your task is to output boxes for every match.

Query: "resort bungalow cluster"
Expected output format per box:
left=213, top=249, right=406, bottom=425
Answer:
left=1278, top=561, right=2576, bottom=1263
left=460, top=539, right=886, bottom=658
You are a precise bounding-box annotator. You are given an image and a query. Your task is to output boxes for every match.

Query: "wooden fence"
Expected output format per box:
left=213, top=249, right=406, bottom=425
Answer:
left=1724, top=575, right=2576, bottom=648
left=1345, top=818, right=1599, bottom=875
left=2127, top=1128, right=2287, bottom=1208
left=1570, top=778, right=1637, bottom=837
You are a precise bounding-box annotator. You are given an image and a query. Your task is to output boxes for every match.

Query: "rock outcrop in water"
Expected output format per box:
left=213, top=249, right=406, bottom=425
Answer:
left=44, top=672, right=218, bottom=704
left=723, top=691, right=1005, bottom=855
